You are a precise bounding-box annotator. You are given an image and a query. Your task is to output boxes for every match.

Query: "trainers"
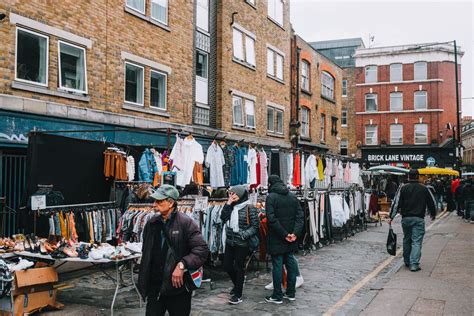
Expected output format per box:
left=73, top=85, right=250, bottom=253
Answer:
left=283, top=293, right=296, bottom=301
left=265, top=296, right=282, bottom=304
left=229, top=288, right=235, bottom=296
left=228, top=295, right=242, bottom=305
left=296, top=276, right=304, bottom=288
left=409, top=265, right=421, bottom=272
left=265, top=282, right=274, bottom=290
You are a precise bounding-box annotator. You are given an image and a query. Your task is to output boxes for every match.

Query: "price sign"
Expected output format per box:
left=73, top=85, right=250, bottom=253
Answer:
left=249, top=193, right=258, bottom=206
left=194, top=196, right=209, bottom=212
left=31, top=195, right=46, bottom=210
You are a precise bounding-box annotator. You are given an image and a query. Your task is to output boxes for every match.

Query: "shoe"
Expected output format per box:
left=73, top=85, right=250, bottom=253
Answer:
left=283, top=293, right=296, bottom=301
left=229, top=288, right=235, bottom=296
left=409, top=265, right=421, bottom=272
left=265, top=282, right=274, bottom=290
left=296, top=276, right=304, bottom=288
left=265, top=296, right=282, bottom=304
left=228, top=295, right=242, bottom=305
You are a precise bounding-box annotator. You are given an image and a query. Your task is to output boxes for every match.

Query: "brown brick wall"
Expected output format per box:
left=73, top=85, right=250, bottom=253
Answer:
left=341, top=68, right=358, bottom=156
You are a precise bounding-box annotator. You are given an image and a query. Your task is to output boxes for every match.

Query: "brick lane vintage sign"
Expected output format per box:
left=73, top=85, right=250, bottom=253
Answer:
left=367, top=154, right=425, bottom=162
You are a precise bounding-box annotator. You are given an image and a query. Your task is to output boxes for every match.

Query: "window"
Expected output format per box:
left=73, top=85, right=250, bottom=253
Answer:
left=320, top=114, right=326, bottom=143
left=390, top=92, right=403, bottom=111
left=341, top=109, right=347, bottom=127
left=365, top=125, right=378, bottom=145
left=125, top=62, right=144, bottom=105
left=340, top=139, right=348, bottom=156
left=196, top=51, right=208, bottom=78
left=150, top=70, right=167, bottom=109
left=267, top=106, right=283, bottom=134
left=301, top=60, right=310, bottom=91
left=268, top=0, right=284, bottom=26
left=321, top=71, right=335, bottom=100
left=365, top=94, right=377, bottom=111
left=331, top=116, right=338, bottom=136
left=365, top=65, right=377, bottom=83
left=15, top=28, right=48, bottom=85
left=342, top=79, right=347, bottom=97
left=390, top=124, right=403, bottom=145
left=414, top=91, right=427, bottom=110
left=414, top=124, right=428, bottom=144
left=414, top=61, right=427, bottom=80
left=246, top=0, right=256, bottom=5
left=301, top=107, right=310, bottom=138
left=232, top=28, right=255, bottom=67
left=196, top=0, right=209, bottom=31
left=390, top=63, right=403, bottom=82
left=151, top=0, right=168, bottom=24
left=58, top=41, right=87, bottom=93
left=267, top=48, right=284, bottom=80
left=126, top=0, right=145, bottom=14
left=233, top=95, right=255, bottom=128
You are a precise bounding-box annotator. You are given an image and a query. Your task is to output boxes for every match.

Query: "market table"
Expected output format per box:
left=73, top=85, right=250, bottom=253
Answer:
left=7, top=251, right=142, bottom=315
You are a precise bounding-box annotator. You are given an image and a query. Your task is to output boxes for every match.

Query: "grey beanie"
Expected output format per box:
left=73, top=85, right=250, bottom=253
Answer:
left=229, top=185, right=247, bottom=199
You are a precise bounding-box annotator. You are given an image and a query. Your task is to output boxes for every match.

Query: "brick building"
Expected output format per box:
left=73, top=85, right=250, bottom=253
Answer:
left=462, top=117, right=474, bottom=169
left=354, top=43, right=463, bottom=168
left=311, top=38, right=365, bottom=157
left=291, top=35, right=343, bottom=154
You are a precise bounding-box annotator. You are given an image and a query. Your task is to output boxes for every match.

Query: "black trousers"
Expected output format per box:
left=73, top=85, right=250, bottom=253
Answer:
left=146, top=290, right=192, bottom=316
left=223, top=244, right=249, bottom=298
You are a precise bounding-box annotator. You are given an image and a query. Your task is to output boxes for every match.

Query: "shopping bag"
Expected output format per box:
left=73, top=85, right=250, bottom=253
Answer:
left=184, top=266, right=203, bottom=290
left=386, top=224, right=397, bottom=256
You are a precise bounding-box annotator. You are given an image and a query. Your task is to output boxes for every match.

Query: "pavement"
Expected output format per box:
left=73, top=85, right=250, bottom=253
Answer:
left=39, top=211, right=473, bottom=316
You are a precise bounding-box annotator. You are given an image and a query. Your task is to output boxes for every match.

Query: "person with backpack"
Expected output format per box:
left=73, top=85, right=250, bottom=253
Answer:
left=220, top=185, right=259, bottom=305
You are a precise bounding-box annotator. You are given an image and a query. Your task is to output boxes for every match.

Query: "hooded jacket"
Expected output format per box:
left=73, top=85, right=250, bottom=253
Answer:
left=265, top=179, right=304, bottom=255
left=220, top=191, right=259, bottom=248
left=138, top=210, right=209, bottom=299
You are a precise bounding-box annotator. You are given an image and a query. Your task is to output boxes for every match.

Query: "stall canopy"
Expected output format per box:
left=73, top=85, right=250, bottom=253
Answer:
left=418, top=167, right=459, bottom=176
left=367, top=165, right=409, bottom=174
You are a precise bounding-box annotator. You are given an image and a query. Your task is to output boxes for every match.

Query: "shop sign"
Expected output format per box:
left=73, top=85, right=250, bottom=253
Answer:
left=366, top=154, right=425, bottom=163
left=194, top=196, right=208, bottom=212
left=426, top=156, right=436, bottom=166
left=31, top=195, right=46, bottom=210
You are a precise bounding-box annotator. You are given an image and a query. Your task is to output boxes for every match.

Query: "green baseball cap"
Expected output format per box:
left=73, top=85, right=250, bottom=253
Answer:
left=150, top=184, right=180, bottom=201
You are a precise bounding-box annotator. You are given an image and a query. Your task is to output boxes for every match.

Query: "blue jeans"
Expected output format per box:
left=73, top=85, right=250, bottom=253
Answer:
left=401, top=217, right=425, bottom=266
left=271, top=253, right=298, bottom=300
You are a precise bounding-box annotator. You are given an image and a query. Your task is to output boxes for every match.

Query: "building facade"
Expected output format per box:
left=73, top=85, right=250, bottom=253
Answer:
left=291, top=35, right=343, bottom=154
left=311, top=38, right=365, bottom=157
left=354, top=43, right=463, bottom=168
left=462, top=117, right=474, bottom=170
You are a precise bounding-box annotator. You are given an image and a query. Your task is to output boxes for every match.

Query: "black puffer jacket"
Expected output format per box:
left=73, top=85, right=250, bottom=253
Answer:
left=220, top=193, right=259, bottom=248
left=265, top=180, right=304, bottom=255
left=138, top=210, right=209, bottom=299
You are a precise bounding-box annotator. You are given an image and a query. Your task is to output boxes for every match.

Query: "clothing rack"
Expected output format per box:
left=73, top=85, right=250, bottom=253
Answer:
left=41, top=201, right=116, bottom=212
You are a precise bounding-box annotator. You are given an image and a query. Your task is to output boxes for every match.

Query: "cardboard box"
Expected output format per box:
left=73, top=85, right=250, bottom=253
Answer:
left=14, top=267, right=58, bottom=289
left=13, top=289, right=63, bottom=315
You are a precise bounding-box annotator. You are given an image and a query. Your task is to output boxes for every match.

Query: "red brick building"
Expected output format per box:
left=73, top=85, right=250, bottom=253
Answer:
left=354, top=43, right=463, bottom=168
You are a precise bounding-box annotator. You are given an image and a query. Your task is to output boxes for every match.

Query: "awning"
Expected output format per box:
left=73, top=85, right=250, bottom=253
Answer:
left=418, top=167, right=459, bottom=176
left=368, top=165, right=409, bottom=174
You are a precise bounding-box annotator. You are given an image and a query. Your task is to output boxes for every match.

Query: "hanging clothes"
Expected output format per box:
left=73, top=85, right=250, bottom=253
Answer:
left=300, top=153, right=306, bottom=186
left=231, top=145, right=248, bottom=185
left=256, top=151, right=261, bottom=187
left=221, top=144, right=235, bottom=187
left=260, top=150, right=268, bottom=187
left=205, top=142, right=226, bottom=188
left=279, top=151, right=288, bottom=184
left=126, top=156, right=135, bottom=181
left=343, top=162, right=350, bottom=183
left=247, top=147, right=258, bottom=185
left=317, top=157, right=324, bottom=181
left=305, top=154, right=317, bottom=188
left=287, top=152, right=293, bottom=186
left=293, top=152, right=301, bottom=187
left=138, top=149, right=158, bottom=183
left=171, top=136, right=204, bottom=187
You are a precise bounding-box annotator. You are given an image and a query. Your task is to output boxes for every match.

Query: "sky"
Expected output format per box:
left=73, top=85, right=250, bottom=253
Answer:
left=290, top=0, right=473, bottom=118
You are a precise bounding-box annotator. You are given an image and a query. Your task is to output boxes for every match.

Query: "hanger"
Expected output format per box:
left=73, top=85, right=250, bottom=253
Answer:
left=185, top=132, right=194, bottom=140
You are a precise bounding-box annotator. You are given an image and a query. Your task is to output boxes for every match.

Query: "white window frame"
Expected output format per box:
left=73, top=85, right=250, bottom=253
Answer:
left=126, top=0, right=146, bottom=14
left=390, top=63, right=403, bottom=82
left=342, top=79, right=347, bottom=97
left=390, top=92, right=403, bottom=111
left=320, top=114, right=326, bottom=143
left=245, top=99, right=256, bottom=128
left=301, top=60, right=310, bottom=91
left=414, top=124, right=428, bottom=145
left=414, top=61, right=427, bottom=80
left=267, top=106, right=275, bottom=132
left=268, top=0, right=284, bottom=26
left=151, top=0, right=169, bottom=25
left=267, top=48, right=284, bottom=80
left=301, top=107, right=310, bottom=138
left=232, top=93, right=256, bottom=129
left=365, top=65, right=377, bottom=83
left=15, top=27, right=49, bottom=87
left=341, top=109, right=348, bottom=127
left=232, top=95, right=244, bottom=127
left=390, top=124, right=403, bottom=145
left=321, top=71, right=335, bottom=100
left=365, top=125, right=378, bottom=145
left=340, top=139, right=348, bottom=155
left=124, top=61, right=145, bottom=106
left=150, top=69, right=167, bottom=110
left=414, top=91, right=427, bottom=110
left=267, top=49, right=274, bottom=77
left=365, top=93, right=377, bottom=112
left=275, top=108, right=284, bottom=134
left=196, top=0, right=209, bottom=32
left=232, top=27, right=256, bottom=67
left=57, top=40, right=88, bottom=94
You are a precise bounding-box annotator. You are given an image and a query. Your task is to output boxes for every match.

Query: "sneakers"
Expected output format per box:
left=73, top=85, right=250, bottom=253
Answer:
left=229, top=288, right=235, bottom=296
left=265, top=296, right=283, bottom=304
left=283, top=293, right=296, bottom=301
left=264, top=276, right=304, bottom=290
left=228, top=295, right=242, bottom=305
left=409, top=265, right=421, bottom=272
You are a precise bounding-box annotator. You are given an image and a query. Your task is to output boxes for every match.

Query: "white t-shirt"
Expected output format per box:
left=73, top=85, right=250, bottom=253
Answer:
left=205, top=143, right=226, bottom=188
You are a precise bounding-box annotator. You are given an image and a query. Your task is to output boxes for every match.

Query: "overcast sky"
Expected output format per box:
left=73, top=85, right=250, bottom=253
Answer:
left=290, top=0, right=473, bottom=118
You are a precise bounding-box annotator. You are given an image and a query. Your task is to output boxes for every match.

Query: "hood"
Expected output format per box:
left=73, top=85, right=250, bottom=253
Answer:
left=269, top=180, right=289, bottom=195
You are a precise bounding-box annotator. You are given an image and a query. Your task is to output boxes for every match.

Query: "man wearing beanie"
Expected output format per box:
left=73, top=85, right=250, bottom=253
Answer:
left=265, top=175, right=304, bottom=304
left=389, top=169, right=437, bottom=272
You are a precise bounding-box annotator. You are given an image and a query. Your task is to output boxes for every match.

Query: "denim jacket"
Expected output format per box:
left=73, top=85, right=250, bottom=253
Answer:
left=138, top=149, right=158, bottom=182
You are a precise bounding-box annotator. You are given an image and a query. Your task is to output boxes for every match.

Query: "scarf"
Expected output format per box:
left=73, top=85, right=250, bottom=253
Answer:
left=229, top=200, right=249, bottom=233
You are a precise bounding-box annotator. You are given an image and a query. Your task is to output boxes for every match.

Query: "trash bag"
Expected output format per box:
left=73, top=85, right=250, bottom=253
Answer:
left=386, top=224, right=397, bottom=256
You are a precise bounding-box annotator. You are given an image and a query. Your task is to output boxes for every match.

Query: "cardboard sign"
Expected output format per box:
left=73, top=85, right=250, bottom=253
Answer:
left=31, top=195, right=46, bottom=210
left=249, top=193, right=258, bottom=206
left=194, top=196, right=208, bottom=211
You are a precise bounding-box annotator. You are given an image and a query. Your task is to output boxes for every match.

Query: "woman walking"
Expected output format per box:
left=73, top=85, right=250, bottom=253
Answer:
left=221, top=185, right=259, bottom=305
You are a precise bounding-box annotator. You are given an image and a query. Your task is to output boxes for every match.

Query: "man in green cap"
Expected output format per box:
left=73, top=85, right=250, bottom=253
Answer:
left=138, top=184, right=209, bottom=315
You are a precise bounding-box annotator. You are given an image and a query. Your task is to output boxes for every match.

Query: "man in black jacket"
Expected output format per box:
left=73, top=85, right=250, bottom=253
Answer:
left=389, top=169, right=437, bottom=272
left=138, top=185, right=209, bottom=316
left=264, top=175, right=304, bottom=304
